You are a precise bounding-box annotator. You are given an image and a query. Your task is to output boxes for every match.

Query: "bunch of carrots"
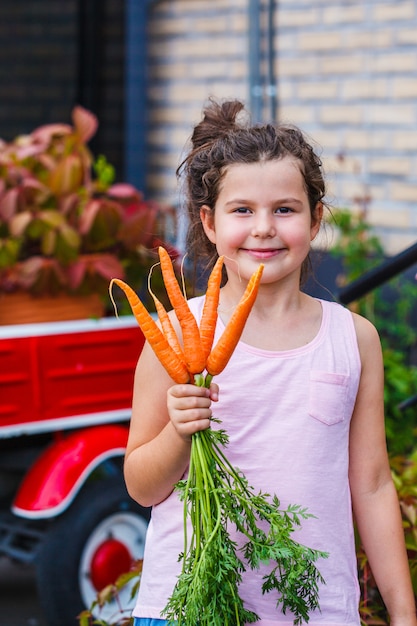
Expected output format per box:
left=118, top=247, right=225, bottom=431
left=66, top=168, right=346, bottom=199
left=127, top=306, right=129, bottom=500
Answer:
left=111, top=247, right=328, bottom=626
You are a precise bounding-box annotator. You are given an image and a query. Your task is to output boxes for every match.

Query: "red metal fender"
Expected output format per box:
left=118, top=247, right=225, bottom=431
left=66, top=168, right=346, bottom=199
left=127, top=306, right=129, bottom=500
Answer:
left=12, top=424, right=129, bottom=519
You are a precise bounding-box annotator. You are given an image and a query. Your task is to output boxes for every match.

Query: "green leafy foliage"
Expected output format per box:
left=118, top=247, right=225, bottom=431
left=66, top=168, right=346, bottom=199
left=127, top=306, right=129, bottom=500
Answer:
left=93, top=154, right=116, bottom=191
left=382, top=349, right=417, bottom=454
left=329, top=208, right=417, bottom=456
left=162, top=376, right=328, bottom=626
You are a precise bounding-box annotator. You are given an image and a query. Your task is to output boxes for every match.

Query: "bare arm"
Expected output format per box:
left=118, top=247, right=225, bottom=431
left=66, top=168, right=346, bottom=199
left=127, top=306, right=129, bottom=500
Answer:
left=124, top=341, right=217, bottom=508
left=349, top=314, right=416, bottom=625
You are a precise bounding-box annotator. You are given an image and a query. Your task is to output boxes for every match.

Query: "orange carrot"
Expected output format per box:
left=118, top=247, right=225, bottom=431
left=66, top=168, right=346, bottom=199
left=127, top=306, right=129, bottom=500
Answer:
left=199, top=256, right=224, bottom=359
left=206, top=263, right=264, bottom=376
left=147, top=262, right=186, bottom=361
left=158, top=247, right=206, bottom=374
left=152, top=295, right=186, bottom=362
left=110, top=278, right=190, bottom=384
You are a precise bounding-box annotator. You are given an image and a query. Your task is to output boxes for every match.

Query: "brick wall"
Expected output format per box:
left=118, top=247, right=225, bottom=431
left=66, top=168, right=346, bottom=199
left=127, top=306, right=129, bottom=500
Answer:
left=3, top=1, right=414, bottom=253
left=146, top=0, right=417, bottom=254
left=277, top=0, right=417, bottom=254
left=146, top=0, right=249, bottom=206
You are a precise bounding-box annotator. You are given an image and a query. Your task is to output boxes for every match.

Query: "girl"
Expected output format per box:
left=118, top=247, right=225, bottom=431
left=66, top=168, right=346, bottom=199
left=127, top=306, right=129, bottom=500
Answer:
left=124, top=99, right=416, bottom=625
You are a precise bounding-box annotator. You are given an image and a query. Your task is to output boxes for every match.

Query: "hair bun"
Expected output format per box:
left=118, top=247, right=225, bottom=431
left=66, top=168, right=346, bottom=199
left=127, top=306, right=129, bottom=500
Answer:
left=190, top=98, right=246, bottom=149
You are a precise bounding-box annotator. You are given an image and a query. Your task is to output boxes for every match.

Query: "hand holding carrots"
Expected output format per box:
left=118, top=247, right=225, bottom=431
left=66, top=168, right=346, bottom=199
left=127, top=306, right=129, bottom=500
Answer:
left=167, top=381, right=219, bottom=440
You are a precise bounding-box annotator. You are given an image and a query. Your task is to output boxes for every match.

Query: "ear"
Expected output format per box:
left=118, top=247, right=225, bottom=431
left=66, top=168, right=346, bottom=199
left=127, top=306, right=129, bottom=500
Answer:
left=310, top=202, right=323, bottom=241
left=200, top=205, right=217, bottom=244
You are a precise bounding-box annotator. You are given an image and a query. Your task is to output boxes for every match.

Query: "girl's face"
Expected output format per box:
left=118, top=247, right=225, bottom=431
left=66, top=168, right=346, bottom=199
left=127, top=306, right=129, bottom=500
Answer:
left=201, top=157, right=322, bottom=287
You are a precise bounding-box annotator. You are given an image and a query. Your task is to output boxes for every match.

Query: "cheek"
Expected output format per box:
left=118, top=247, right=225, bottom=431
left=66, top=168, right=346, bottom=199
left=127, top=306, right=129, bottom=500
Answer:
left=217, top=228, right=247, bottom=256
left=227, top=229, right=246, bottom=247
left=283, top=222, right=311, bottom=247
left=213, top=217, right=246, bottom=249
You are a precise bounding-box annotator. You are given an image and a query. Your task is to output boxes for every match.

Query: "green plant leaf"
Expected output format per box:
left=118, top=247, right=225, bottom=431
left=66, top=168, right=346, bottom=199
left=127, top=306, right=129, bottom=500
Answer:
left=0, top=238, right=20, bottom=267
left=41, top=228, right=56, bottom=256
left=39, top=209, right=66, bottom=228
left=60, top=222, right=81, bottom=249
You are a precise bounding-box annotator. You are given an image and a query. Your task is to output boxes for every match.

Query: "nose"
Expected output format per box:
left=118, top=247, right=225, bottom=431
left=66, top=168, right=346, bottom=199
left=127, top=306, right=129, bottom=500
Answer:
left=251, top=212, right=276, bottom=238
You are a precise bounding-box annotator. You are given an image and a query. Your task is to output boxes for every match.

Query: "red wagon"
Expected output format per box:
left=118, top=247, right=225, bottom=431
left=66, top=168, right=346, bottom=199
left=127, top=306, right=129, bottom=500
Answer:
left=0, top=316, right=149, bottom=625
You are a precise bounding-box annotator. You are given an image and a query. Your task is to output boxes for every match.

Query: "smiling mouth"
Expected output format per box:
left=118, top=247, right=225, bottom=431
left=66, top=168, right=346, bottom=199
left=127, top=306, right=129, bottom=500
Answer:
left=244, top=248, right=283, bottom=259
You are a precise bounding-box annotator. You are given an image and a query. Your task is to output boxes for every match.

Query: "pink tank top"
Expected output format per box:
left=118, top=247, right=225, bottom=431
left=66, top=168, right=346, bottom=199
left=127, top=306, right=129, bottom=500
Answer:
left=133, top=298, right=362, bottom=625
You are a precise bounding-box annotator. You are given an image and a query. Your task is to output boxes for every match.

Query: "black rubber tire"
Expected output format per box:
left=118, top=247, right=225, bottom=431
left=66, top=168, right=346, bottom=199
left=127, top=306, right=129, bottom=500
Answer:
left=35, top=470, right=150, bottom=626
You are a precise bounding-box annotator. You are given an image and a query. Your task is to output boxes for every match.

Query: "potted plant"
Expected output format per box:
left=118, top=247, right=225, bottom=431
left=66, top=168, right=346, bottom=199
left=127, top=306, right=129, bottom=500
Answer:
left=0, top=106, right=177, bottom=324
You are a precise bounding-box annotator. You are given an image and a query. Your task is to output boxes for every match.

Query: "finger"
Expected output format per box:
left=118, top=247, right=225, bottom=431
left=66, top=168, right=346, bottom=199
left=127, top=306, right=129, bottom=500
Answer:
left=183, top=408, right=212, bottom=433
left=209, top=381, right=219, bottom=402
left=169, top=383, right=210, bottom=399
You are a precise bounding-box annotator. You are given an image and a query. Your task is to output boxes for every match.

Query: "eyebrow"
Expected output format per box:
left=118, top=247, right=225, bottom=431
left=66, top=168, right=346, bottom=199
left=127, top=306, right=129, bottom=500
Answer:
left=225, top=197, right=304, bottom=207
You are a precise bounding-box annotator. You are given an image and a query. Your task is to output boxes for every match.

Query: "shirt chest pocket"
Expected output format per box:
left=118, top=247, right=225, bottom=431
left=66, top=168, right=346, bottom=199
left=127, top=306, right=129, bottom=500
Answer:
left=309, top=371, right=350, bottom=426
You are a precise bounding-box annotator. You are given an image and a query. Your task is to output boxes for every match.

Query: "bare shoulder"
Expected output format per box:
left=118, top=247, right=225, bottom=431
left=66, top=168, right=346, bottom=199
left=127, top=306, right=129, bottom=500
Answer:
left=351, top=311, right=382, bottom=354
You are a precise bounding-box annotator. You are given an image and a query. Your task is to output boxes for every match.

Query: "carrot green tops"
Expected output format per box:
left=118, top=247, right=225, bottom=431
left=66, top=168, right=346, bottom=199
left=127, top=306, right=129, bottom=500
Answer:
left=134, top=298, right=361, bottom=626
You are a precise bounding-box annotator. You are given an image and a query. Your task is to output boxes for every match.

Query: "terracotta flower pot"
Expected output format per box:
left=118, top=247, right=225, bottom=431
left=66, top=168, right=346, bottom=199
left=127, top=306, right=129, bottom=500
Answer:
left=0, top=292, right=105, bottom=325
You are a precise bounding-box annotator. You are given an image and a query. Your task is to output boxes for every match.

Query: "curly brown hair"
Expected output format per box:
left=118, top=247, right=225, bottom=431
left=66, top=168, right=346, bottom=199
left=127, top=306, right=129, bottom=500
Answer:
left=178, top=98, right=327, bottom=282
